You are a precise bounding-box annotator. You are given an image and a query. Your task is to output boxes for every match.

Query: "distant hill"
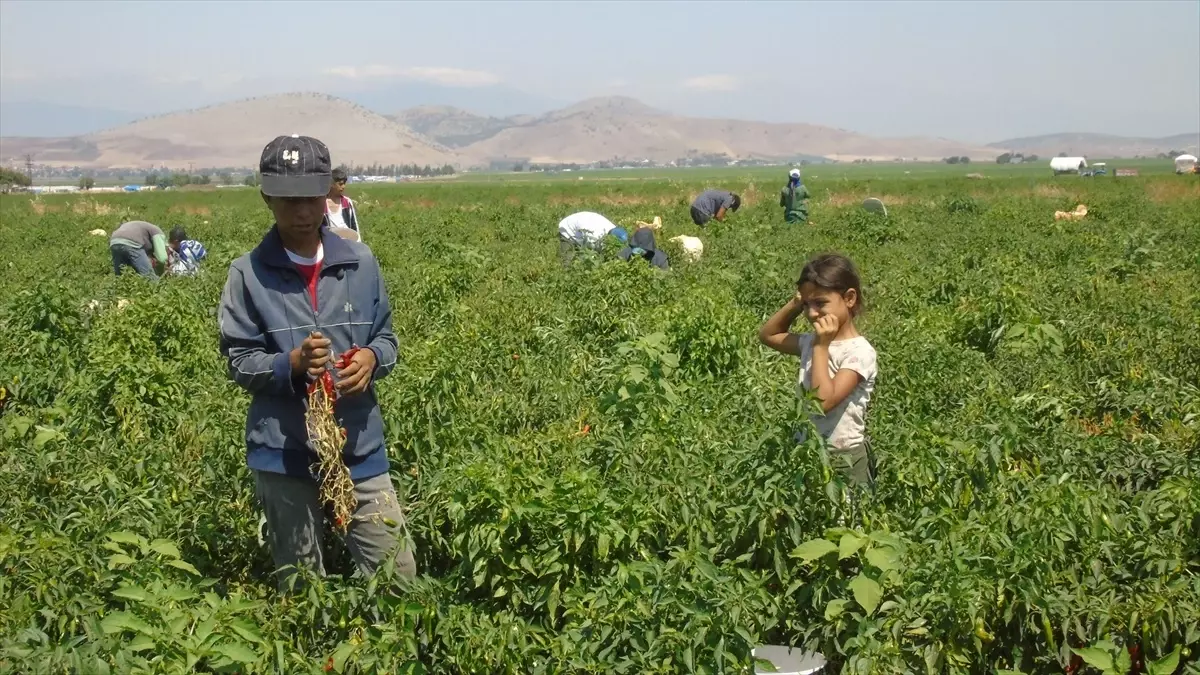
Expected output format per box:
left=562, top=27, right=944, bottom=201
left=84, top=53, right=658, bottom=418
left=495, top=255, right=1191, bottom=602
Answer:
left=455, top=96, right=999, bottom=164
left=338, top=82, right=562, bottom=120
left=14, top=91, right=1192, bottom=170
left=0, top=93, right=458, bottom=169
left=390, top=105, right=528, bottom=148
left=989, top=132, right=1199, bottom=158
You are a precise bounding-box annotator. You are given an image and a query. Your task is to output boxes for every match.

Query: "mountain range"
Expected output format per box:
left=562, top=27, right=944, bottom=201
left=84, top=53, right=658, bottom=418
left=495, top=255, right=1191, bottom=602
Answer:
left=1, top=93, right=1196, bottom=170
left=0, top=94, right=455, bottom=170
left=987, top=133, right=1198, bottom=159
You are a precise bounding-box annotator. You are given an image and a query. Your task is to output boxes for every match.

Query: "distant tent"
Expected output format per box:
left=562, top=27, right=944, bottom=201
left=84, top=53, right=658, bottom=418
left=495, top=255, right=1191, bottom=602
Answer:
left=123, top=185, right=141, bottom=192
left=1175, top=154, right=1197, bottom=174
left=1050, top=157, right=1088, bottom=174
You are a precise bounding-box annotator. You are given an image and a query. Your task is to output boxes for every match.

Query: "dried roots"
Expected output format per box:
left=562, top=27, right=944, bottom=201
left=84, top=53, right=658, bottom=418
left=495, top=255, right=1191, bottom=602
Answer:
left=306, top=378, right=357, bottom=534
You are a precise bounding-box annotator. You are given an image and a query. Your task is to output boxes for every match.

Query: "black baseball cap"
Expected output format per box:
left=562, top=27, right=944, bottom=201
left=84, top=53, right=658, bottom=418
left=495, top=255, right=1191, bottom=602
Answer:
left=618, top=228, right=670, bottom=270
left=618, top=227, right=657, bottom=260
left=629, top=227, right=658, bottom=253
left=259, top=134, right=332, bottom=198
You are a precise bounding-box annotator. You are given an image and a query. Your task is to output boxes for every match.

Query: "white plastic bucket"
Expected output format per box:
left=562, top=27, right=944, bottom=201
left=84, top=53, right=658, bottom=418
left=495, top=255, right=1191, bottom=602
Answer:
left=752, top=645, right=826, bottom=674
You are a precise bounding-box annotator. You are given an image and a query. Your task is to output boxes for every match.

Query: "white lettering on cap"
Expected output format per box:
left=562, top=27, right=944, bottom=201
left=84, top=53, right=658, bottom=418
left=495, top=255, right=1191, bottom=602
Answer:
left=290, top=134, right=299, bottom=138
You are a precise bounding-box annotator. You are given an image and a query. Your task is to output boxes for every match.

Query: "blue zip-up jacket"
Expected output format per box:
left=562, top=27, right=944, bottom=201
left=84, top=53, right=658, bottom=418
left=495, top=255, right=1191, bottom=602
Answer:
left=218, top=225, right=398, bottom=481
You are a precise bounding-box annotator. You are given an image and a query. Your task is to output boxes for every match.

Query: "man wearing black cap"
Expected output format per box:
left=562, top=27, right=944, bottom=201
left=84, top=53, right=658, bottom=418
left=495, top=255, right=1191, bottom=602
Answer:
left=218, top=134, right=416, bottom=587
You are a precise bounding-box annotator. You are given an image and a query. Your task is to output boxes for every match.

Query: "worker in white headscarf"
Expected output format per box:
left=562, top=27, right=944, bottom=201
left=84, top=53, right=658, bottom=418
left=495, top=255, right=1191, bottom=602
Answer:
left=780, top=168, right=811, bottom=223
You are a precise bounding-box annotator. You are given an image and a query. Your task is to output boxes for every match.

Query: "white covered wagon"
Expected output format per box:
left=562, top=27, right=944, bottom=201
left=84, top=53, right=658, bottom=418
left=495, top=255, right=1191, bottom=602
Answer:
left=1050, top=157, right=1088, bottom=175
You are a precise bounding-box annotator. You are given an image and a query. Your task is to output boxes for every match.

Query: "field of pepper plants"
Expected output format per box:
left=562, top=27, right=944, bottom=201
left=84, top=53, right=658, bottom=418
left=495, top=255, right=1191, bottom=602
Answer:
left=1, top=170, right=1197, bottom=674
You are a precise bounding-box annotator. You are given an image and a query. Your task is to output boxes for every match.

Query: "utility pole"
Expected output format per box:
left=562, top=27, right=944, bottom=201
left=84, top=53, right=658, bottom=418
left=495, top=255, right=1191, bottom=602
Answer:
left=24, top=154, right=34, bottom=182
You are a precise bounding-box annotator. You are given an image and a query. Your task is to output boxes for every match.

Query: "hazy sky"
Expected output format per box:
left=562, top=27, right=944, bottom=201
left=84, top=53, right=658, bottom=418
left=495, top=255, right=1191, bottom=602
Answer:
left=1, top=0, right=1197, bottom=142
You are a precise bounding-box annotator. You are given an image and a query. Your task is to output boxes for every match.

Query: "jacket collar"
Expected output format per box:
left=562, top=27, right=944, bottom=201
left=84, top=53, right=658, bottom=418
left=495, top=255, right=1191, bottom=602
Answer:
left=324, top=195, right=351, bottom=212
left=256, top=224, right=360, bottom=270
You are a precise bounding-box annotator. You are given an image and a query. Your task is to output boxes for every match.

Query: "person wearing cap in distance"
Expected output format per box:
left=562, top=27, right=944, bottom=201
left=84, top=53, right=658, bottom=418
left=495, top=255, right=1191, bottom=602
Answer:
left=557, top=211, right=629, bottom=264
left=218, top=134, right=416, bottom=588
left=689, top=188, right=741, bottom=227
left=325, top=168, right=362, bottom=242
left=618, top=227, right=669, bottom=270
left=780, top=168, right=810, bottom=224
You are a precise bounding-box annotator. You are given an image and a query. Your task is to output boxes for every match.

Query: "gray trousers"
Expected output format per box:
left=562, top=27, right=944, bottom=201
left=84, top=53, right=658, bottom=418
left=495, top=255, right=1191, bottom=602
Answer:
left=559, top=238, right=577, bottom=266
left=110, top=243, right=157, bottom=279
left=254, top=470, right=417, bottom=587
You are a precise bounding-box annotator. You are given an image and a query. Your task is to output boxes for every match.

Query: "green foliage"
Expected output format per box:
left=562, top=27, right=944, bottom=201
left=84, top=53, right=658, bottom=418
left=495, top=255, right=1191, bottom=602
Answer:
left=0, top=173, right=1197, bottom=673
left=0, top=167, right=31, bottom=187
left=944, top=194, right=982, bottom=214
left=1071, top=640, right=1183, bottom=675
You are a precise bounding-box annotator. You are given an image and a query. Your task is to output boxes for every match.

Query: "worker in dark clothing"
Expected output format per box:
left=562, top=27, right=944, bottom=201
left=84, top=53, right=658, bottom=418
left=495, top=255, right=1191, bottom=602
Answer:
left=618, top=227, right=669, bottom=270
left=689, top=189, right=741, bottom=227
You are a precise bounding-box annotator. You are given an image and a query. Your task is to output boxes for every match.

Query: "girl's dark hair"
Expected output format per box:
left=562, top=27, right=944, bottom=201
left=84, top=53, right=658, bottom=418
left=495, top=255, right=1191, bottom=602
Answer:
left=797, top=252, right=865, bottom=315
left=169, top=226, right=188, bottom=243
left=332, top=168, right=348, bottom=182
left=730, top=193, right=742, bottom=211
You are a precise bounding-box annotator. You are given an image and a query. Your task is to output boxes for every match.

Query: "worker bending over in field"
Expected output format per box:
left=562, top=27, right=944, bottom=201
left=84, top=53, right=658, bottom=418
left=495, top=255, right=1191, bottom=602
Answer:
left=109, top=220, right=170, bottom=279
left=167, top=226, right=207, bottom=276
left=689, top=188, right=741, bottom=227
left=759, top=253, right=877, bottom=489
left=325, top=168, right=362, bottom=242
left=219, top=134, right=416, bottom=588
left=780, top=168, right=810, bottom=223
left=618, top=227, right=670, bottom=270
left=557, top=211, right=628, bottom=265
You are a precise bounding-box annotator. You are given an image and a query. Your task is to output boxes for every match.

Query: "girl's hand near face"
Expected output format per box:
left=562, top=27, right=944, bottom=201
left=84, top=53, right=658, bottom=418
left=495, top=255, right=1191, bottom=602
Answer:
left=813, top=314, right=840, bottom=345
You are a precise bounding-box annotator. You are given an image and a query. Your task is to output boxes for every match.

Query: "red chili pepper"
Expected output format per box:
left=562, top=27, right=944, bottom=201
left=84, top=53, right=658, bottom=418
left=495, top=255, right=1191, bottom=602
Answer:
left=336, top=347, right=361, bottom=370
left=307, top=371, right=336, bottom=399
left=1129, top=644, right=1144, bottom=674
left=306, top=347, right=361, bottom=400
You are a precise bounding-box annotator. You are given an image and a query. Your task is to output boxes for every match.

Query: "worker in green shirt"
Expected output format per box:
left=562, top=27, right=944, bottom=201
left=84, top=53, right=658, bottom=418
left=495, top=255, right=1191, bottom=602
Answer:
left=109, top=220, right=170, bottom=279
left=780, top=168, right=810, bottom=223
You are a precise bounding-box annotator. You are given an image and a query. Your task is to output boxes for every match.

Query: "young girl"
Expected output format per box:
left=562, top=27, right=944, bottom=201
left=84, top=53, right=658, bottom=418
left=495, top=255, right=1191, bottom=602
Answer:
left=758, top=253, right=878, bottom=486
